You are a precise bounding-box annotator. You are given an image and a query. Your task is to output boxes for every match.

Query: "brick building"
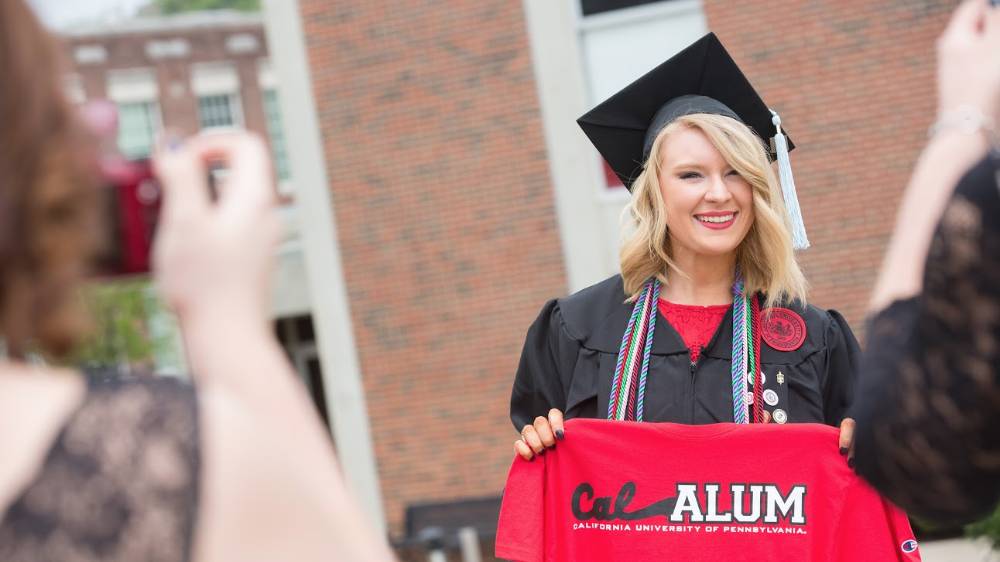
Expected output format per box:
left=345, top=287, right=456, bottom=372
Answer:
left=63, top=11, right=288, bottom=178
left=66, top=0, right=966, bottom=558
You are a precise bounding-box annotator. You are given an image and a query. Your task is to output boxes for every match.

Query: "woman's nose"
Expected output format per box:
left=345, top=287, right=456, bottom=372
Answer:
left=704, top=174, right=733, bottom=202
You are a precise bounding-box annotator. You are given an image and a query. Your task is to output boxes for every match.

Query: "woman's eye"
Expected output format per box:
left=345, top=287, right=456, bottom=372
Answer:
left=679, top=172, right=702, bottom=180
left=725, top=170, right=742, bottom=178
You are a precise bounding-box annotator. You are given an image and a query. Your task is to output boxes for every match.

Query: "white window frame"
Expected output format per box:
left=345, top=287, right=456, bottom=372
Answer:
left=107, top=67, right=160, bottom=103
left=258, top=59, right=293, bottom=195
left=146, top=38, right=191, bottom=60
left=74, top=44, right=108, bottom=65
left=197, top=93, right=245, bottom=130
left=191, top=62, right=244, bottom=130
left=115, top=101, right=162, bottom=158
left=106, top=68, right=163, bottom=159
left=226, top=33, right=261, bottom=55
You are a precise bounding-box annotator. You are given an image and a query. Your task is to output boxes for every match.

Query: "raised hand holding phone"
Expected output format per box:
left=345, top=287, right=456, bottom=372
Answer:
left=152, top=131, right=395, bottom=561
left=152, top=132, right=280, bottom=331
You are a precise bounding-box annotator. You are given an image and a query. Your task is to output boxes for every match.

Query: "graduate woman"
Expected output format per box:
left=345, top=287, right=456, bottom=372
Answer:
left=511, top=34, right=859, bottom=461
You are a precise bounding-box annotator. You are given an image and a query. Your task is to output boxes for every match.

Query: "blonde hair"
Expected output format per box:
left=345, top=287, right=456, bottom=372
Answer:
left=619, top=113, right=807, bottom=309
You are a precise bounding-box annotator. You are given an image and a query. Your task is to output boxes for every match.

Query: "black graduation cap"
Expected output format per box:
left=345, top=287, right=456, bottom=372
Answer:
left=577, top=32, right=809, bottom=249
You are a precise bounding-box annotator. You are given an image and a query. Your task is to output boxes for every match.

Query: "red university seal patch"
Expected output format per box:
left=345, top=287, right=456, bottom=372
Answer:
left=762, top=308, right=806, bottom=351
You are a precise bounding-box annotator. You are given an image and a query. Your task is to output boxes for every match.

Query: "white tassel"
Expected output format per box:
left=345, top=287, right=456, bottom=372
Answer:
left=770, top=110, right=809, bottom=250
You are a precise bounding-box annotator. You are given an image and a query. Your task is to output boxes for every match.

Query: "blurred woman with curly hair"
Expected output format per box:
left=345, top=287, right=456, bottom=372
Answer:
left=0, top=2, right=393, bottom=560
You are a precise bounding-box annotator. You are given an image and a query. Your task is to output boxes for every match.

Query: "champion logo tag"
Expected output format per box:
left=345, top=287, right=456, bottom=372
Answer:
left=901, top=539, right=919, bottom=553
left=762, top=308, right=806, bottom=351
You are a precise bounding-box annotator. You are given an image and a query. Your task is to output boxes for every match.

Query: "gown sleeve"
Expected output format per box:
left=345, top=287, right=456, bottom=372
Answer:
left=852, top=153, right=1000, bottom=524
left=822, top=309, right=861, bottom=426
left=510, top=299, right=584, bottom=431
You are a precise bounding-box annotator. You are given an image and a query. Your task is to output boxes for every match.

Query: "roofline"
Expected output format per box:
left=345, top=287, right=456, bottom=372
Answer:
left=61, top=10, right=262, bottom=38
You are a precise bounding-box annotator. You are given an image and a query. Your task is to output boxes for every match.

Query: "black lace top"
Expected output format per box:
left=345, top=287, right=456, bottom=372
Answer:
left=0, top=375, right=200, bottom=561
left=852, top=152, right=1000, bottom=525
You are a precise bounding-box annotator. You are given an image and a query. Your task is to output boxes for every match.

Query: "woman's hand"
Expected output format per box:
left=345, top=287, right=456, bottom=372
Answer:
left=152, top=131, right=281, bottom=329
left=936, top=0, right=1000, bottom=122
left=514, top=408, right=565, bottom=461
left=154, top=134, right=396, bottom=560
left=870, top=1, right=999, bottom=312
left=839, top=417, right=856, bottom=468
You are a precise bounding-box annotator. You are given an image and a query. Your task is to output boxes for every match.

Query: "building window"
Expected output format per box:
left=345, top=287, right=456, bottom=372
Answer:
left=107, top=68, right=160, bottom=158
left=262, top=90, right=291, bottom=182
left=197, top=93, right=239, bottom=129
left=275, top=315, right=329, bottom=430
left=191, top=62, right=242, bottom=130
left=580, top=0, right=673, bottom=16
left=117, top=101, right=159, bottom=158
left=577, top=0, right=706, bottom=189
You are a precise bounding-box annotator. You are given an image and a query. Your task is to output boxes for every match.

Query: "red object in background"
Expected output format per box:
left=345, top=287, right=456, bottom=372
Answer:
left=602, top=160, right=625, bottom=189
left=81, top=99, right=162, bottom=278
left=95, top=157, right=161, bottom=277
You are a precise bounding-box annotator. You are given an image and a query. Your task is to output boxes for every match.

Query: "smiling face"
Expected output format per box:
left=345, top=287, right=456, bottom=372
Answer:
left=656, top=125, right=754, bottom=261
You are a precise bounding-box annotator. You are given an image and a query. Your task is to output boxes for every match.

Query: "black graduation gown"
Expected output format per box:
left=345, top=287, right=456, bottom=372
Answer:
left=510, top=275, right=860, bottom=430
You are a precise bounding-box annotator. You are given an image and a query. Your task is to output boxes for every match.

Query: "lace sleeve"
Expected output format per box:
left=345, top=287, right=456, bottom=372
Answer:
left=0, top=376, right=200, bottom=562
left=853, top=153, right=1000, bottom=524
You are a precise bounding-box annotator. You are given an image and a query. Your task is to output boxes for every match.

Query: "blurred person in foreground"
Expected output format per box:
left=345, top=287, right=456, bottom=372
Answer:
left=851, top=0, right=1000, bottom=525
left=0, top=1, right=394, bottom=560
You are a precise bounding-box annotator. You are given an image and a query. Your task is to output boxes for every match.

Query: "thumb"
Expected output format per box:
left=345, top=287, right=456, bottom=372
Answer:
left=941, top=0, right=988, bottom=45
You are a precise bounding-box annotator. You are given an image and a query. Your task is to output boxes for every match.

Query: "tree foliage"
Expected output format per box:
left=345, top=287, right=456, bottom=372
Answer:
left=966, top=505, right=1000, bottom=550
left=150, top=0, right=260, bottom=15
left=71, top=279, right=178, bottom=373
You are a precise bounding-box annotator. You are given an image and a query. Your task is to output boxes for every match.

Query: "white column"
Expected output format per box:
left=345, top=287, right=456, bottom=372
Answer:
left=520, top=0, right=611, bottom=292
left=521, top=0, right=709, bottom=290
left=261, top=0, right=387, bottom=535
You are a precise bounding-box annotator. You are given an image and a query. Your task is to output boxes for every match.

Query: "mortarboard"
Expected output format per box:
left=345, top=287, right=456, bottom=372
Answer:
left=577, top=32, right=809, bottom=250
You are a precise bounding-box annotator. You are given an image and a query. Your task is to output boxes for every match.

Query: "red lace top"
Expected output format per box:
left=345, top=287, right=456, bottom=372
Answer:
left=658, top=299, right=730, bottom=363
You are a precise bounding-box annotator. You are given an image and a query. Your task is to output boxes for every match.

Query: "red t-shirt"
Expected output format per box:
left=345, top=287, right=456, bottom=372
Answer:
left=496, top=419, right=920, bottom=562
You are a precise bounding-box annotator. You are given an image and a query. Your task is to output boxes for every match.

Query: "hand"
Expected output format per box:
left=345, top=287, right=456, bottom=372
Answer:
left=514, top=409, right=565, bottom=461
left=936, top=0, right=1000, bottom=121
left=839, top=417, right=856, bottom=469
left=152, top=131, right=281, bottom=327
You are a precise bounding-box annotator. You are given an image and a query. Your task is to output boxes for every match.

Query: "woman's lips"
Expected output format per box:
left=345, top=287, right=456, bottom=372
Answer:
left=694, top=212, right=737, bottom=230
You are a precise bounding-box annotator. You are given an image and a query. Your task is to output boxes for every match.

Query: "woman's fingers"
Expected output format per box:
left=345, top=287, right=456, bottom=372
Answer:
left=533, top=416, right=556, bottom=448
left=520, top=424, right=544, bottom=455
left=183, top=131, right=275, bottom=218
left=839, top=417, right=856, bottom=468
left=514, top=439, right=535, bottom=461
left=153, top=135, right=210, bottom=222
left=153, top=131, right=276, bottom=223
left=548, top=408, right=566, bottom=440
left=942, top=0, right=985, bottom=43
left=514, top=411, right=568, bottom=461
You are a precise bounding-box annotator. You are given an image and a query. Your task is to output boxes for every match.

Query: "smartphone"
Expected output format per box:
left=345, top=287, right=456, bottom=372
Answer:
left=93, top=157, right=161, bottom=278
